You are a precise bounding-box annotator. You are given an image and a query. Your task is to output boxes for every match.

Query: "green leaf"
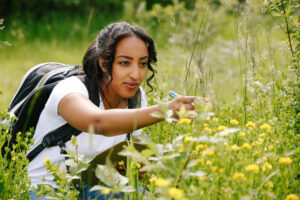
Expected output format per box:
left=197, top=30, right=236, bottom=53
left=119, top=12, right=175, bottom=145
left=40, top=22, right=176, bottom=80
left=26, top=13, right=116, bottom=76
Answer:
left=95, top=165, right=129, bottom=187
left=89, top=185, right=109, bottom=192
left=150, top=111, right=164, bottom=118
left=120, top=185, right=136, bottom=193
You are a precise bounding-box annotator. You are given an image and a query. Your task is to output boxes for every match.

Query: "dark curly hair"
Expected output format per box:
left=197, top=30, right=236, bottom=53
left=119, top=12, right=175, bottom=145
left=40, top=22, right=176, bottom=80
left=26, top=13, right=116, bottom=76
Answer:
left=82, top=22, right=157, bottom=92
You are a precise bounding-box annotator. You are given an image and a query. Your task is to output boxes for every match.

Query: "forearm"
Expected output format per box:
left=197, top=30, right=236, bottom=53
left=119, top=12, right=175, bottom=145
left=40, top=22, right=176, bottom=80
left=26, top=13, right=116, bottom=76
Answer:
left=92, top=105, right=163, bottom=136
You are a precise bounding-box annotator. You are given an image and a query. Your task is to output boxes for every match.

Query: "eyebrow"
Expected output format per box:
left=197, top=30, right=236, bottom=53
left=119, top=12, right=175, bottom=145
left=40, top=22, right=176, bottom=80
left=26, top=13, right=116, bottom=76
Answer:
left=116, top=55, right=149, bottom=60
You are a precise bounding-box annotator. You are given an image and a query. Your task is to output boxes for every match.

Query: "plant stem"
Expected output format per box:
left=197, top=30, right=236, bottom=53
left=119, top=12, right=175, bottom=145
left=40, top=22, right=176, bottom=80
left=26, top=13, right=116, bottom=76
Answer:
left=280, top=0, right=294, bottom=57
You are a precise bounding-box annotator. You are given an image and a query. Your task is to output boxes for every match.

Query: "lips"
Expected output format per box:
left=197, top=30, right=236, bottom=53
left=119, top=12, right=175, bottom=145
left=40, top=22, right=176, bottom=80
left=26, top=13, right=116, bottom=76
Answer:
left=124, top=82, right=139, bottom=90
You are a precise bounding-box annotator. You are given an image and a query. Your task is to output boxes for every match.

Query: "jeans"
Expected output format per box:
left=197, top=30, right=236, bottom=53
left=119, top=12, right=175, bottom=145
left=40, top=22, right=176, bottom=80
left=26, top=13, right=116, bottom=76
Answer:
left=29, top=186, right=145, bottom=200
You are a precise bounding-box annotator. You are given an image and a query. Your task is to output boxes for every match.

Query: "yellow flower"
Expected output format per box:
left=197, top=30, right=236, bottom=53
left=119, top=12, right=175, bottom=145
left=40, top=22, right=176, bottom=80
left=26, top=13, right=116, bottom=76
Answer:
left=196, top=144, right=208, bottom=152
left=149, top=177, right=157, bottom=183
left=26, top=132, right=32, bottom=136
left=259, top=133, right=266, bottom=138
left=101, top=188, right=110, bottom=195
left=212, top=117, right=219, bottom=122
left=136, top=163, right=141, bottom=169
left=198, top=176, right=206, bottom=182
left=155, top=178, right=171, bottom=187
left=241, top=143, right=252, bottom=150
left=203, top=127, right=212, bottom=132
left=203, top=123, right=208, bottom=128
left=245, top=164, right=259, bottom=173
left=239, top=132, right=246, bottom=137
left=4, top=129, right=9, bottom=134
left=285, top=194, right=300, bottom=200
left=262, top=157, right=268, bottom=163
left=262, top=162, right=273, bottom=171
left=259, top=123, right=272, bottom=132
left=211, top=166, right=218, bottom=172
left=266, top=181, right=274, bottom=188
left=219, top=168, right=224, bottom=174
left=202, top=149, right=214, bottom=156
left=217, top=125, right=228, bottom=131
left=268, top=145, right=274, bottom=150
left=230, top=119, right=239, bottom=125
left=184, top=136, right=193, bottom=143
left=231, top=145, right=240, bottom=152
left=168, top=187, right=183, bottom=199
left=233, top=172, right=247, bottom=181
left=8, top=198, right=14, bottom=200
left=246, top=121, right=256, bottom=128
left=206, top=160, right=212, bottom=166
left=279, top=157, right=293, bottom=164
left=118, top=160, right=124, bottom=166
left=44, top=157, right=50, bottom=163
left=179, top=118, right=192, bottom=124
left=11, top=156, right=16, bottom=161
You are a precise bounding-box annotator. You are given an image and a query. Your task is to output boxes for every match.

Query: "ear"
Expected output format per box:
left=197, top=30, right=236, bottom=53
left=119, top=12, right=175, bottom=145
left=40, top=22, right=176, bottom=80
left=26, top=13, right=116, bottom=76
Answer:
left=98, top=57, right=106, bottom=72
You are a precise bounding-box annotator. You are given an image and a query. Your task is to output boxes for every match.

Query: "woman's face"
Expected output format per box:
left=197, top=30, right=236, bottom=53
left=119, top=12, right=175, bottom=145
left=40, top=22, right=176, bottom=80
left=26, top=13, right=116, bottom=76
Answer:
left=107, top=36, right=148, bottom=99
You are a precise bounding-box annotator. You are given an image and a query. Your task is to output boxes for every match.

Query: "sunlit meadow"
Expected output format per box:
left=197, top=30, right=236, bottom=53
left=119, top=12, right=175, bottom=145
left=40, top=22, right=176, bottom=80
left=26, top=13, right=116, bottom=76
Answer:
left=0, top=0, right=299, bottom=199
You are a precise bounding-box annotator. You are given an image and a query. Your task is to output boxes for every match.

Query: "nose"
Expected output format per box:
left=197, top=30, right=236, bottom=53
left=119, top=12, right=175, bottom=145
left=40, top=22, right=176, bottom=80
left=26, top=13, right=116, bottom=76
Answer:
left=129, top=64, right=139, bottom=80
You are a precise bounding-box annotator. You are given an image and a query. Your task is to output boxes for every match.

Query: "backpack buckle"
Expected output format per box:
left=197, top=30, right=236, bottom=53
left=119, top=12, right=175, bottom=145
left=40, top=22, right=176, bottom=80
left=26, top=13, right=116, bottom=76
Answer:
left=42, top=135, right=55, bottom=147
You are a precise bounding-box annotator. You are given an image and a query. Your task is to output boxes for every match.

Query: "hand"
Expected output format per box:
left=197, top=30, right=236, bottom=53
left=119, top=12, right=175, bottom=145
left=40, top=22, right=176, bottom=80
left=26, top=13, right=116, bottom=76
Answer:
left=166, top=96, right=196, bottom=118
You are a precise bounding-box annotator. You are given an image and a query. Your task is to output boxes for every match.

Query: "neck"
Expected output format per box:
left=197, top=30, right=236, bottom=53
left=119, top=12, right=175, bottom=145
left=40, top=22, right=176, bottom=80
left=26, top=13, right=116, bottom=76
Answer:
left=98, top=82, right=126, bottom=109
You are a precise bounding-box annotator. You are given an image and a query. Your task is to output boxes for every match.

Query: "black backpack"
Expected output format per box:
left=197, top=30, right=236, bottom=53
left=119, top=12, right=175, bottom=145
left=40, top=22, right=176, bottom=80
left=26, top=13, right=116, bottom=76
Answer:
left=1, top=62, right=141, bottom=162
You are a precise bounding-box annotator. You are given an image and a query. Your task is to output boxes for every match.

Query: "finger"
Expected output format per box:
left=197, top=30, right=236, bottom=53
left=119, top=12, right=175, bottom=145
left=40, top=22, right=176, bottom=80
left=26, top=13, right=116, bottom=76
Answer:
left=181, top=96, right=197, bottom=103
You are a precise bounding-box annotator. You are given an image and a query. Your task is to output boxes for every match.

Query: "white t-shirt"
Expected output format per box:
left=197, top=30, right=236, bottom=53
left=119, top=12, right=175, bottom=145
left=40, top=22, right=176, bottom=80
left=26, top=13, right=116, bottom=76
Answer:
left=27, top=76, right=147, bottom=188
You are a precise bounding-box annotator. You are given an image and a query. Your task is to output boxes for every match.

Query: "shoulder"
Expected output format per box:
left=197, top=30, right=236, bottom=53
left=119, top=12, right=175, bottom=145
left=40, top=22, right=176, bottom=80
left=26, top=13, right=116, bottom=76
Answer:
left=46, top=76, right=89, bottom=115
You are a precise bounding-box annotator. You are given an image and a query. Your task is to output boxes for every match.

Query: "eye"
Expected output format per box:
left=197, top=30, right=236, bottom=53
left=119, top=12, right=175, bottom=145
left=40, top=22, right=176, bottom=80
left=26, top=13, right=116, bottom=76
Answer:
left=119, top=61, right=130, bottom=66
left=140, top=62, right=148, bottom=67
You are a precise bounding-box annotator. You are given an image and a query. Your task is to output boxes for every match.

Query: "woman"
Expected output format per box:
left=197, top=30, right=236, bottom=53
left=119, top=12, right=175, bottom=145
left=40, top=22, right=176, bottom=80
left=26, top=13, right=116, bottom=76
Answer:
left=28, top=22, right=196, bottom=199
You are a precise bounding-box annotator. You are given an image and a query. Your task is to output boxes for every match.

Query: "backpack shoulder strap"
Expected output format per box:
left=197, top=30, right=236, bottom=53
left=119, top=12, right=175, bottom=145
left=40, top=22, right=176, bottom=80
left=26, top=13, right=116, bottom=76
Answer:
left=27, top=75, right=100, bottom=162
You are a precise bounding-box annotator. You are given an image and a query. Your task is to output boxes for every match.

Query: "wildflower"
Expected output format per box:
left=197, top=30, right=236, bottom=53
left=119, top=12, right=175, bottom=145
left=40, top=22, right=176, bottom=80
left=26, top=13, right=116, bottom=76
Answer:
left=4, top=129, right=9, bottom=134
left=266, top=181, right=274, bottom=188
left=230, top=119, right=239, bottom=125
left=268, top=145, right=274, bottom=150
left=262, top=157, right=268, bottom=163
left=11, top=156, right=16, bottom=161
left=246, top=121, right=256, bottom=128
left=259, top=133, right=266, bottom=138
left=279, top=157, right=293, bottom=165
left=184, top=136, right=193, bottom=143
left=178, top=118, right=192, bottom=124
left=203, top=127, right=213, bottom=132
left=231, top=145, right=240, bottom=152
left=239, top=132, right=246, bottom=137
left=245, top=164, right=259, bottom=173
left=285, top=194, right=299, bottom=200
left=168, top=187, right=183, bottom=199
left=259, top=123, right=272, bottom=132
left=17, top=132, right=21, bottom=136
left=241, top=143, right=252, bottom=150
left=149, top=177, right=157, bottom=183
left=26, top=132, right=32, bottom=136
left=155, top=178, right=171, bottom=187
left=211, top=166, right=218, bottom=172
left=136, top=163, right=141, bottom=169
left=44, top=157, right=50, bottom=163
left=202, top=149, right=214, bottom=156
left=101, top=188, right=110, bottom=195
left=203, top=123, right=208, bottom=128
left=217, top=125, right=228, bottom=131
left=212, top=117, right=219, bottom=122
left=233, top=172, right=247, bottom=181
left=198, top=176, right=206, bottom=182
left=8, top=198, right=14, bottom=200
left=262, top=162, right=273, bottom=171
left=118, top=160, right=124, bottom=166
left=196, top=144, right=208, bottom=152
left=206, top=160, right=212, bottom=166
left=219, top=168, right=224, bottom=174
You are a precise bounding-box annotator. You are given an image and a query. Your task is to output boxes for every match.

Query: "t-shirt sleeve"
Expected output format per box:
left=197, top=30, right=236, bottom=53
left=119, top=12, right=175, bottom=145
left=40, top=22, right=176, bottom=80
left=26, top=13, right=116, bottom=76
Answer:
left=45, top=76, right=89, bottom=116
left=132, top=87, right=147, bottom=136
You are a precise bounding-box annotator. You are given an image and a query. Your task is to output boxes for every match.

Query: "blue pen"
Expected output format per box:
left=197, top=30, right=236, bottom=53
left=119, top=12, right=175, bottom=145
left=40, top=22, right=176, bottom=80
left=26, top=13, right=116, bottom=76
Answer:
left=169, top=91, right=194, bottom=106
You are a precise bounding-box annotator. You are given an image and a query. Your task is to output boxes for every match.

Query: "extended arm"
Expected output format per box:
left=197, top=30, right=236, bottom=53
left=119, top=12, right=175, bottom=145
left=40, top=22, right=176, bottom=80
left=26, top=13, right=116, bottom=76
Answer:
left=58, top=93, right=195, bottom=136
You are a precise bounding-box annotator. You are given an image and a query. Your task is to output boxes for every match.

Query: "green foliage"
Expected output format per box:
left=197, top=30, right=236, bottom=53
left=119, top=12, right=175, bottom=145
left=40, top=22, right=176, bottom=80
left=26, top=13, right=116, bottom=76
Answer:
left=0, top=111, right=33, bottom=199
